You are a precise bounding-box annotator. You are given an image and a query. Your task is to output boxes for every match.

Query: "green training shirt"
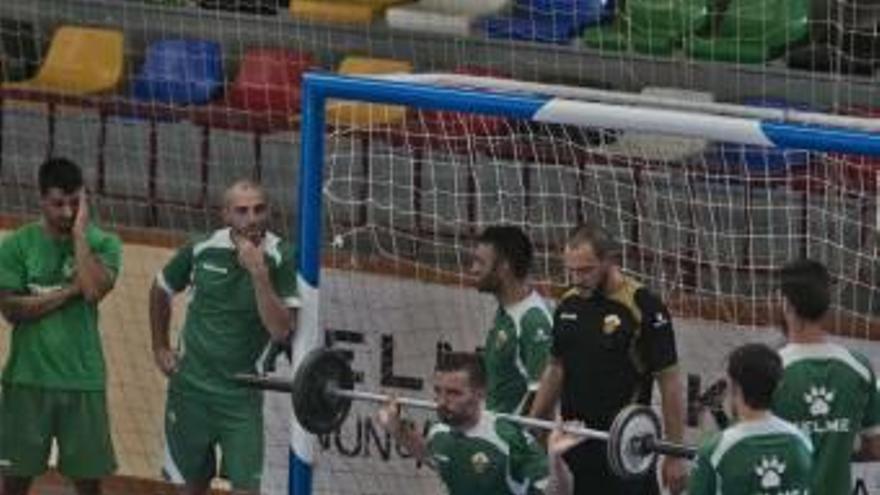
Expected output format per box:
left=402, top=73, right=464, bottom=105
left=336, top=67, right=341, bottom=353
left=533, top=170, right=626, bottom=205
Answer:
left=158, top=228, right=299, bottom=403
left=772, top=342, right=880, bottom=494
left=484, top=290, right=552, bottom=414
left=0, top=222, right=121, bottom=390
left=689, top=415, right=813, bottom=495
left=426, top=412, right=548, bottom=495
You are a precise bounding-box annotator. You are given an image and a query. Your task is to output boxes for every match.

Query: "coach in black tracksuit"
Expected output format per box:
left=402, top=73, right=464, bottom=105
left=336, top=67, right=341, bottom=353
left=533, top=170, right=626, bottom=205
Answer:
left=530, top=222, right=687, bottom=495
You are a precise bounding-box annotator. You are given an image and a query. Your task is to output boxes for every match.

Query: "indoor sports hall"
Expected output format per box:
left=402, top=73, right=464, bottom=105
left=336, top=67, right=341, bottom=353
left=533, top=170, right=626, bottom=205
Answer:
left=1, top=0, right=879, bottom=493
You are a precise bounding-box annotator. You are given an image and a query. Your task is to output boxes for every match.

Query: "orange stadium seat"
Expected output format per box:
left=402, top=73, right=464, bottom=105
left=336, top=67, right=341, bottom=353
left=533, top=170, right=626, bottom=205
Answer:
left=290, top=0, right=412, bottom=24
left=3, top=25, right=124, bottom=95
left=326, top=56, right=412, bottom=128
left=0, top=25, right=124, bottom=169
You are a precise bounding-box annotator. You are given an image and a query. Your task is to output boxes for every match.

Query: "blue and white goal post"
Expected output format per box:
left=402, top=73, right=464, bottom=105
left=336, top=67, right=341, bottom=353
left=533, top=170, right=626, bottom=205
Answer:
left=288, top=71, right=880, bottom=495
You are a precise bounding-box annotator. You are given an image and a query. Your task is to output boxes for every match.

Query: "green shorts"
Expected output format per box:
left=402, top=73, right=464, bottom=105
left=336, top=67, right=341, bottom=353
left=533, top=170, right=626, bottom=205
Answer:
left=163, top=390, right=264, bottom=491
left=0, top=384, right=117, bottom=479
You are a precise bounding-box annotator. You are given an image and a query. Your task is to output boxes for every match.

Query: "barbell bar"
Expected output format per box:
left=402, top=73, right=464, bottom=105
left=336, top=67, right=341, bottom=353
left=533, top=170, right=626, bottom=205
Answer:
left=235, top=348, right=697, bottom=479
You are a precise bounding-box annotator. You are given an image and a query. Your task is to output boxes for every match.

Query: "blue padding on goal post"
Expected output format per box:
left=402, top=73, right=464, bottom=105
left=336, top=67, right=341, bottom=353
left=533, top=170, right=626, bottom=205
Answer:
left=761, top=121, right=880, bottom=156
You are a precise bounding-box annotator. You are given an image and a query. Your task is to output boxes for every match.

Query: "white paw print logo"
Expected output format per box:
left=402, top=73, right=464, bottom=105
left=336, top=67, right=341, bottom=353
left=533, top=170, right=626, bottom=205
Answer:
left=755, top=456, right=786, bottom=489
left=804, top=386, right=835, bottom=417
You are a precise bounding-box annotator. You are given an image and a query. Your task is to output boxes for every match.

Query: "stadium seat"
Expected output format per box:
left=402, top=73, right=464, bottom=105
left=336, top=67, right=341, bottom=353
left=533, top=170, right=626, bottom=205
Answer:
left=582, top=0, right=711, bottom=55
left=787, top=2, right=879, bottom=76
left=601, top=87, right=713, bottom=162
left=385, top=66, right=510, bottom=153
left=706, top=98, right=811, bottom=176
left=483, top=0, right=613, bottom=44
left=290, top=0, right=411, bottom=24
left=386, top=0, right=510, bottom=36
left=197, top=0, right=281, bottom=15
left=3, top=25, right=124, bottom=95
left=191, top=48, right=314, bottom=132
left=687, top=0, right=810, bottom=63
left=1, top=26, right=124, bottom=172
left=98, top=39, right=224, bottom=225
left=130, top=39, right=224, bottom=106
left=326, top=56, right=412, bottom=128
left=188, top=48, right=316, bottom=195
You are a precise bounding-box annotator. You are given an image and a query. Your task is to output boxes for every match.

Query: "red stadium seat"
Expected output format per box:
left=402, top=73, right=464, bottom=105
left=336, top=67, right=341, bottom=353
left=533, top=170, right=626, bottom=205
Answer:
left=188, top=48, right=316, bottom=192
left=201, top=48, right=315, bottom=129
left=389, top=66, right=510, bottom=153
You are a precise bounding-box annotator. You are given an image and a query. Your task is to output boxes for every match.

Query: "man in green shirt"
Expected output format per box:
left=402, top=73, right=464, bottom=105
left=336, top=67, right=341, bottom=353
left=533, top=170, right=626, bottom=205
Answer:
left=149, top=180, right=298, bottom=494
left=0, top=158, right=121, bottom=495
left=377, top=352, right=548, bottom=495
left=470, top=226, right=552, bottom=414
left=689, top=343, right=813, bottom=495
left=771, top=259, right=880, bottom=494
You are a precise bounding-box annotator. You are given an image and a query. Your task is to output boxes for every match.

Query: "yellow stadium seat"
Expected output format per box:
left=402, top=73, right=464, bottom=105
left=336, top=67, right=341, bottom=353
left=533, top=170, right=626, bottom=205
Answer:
left=291, top=0, right=410, bottom=24
left=326, top=56, right=412, bottom=128
left=4, top=26, right=124, bottom=95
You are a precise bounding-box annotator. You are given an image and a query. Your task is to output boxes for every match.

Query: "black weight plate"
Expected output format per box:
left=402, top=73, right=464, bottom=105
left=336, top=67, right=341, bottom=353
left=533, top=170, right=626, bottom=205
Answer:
left=291, top=348, right=354, bottom=435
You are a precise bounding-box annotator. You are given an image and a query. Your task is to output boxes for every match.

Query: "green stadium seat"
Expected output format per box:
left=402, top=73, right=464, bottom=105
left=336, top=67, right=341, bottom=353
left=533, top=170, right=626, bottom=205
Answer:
left=582, top=0, right=711, bottom=55
left=687, top=0, right=810, bottom=63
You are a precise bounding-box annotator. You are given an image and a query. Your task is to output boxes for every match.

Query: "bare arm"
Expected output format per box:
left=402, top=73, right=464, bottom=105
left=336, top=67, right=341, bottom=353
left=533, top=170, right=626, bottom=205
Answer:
left=0, top=286, right=80, bottom=323
left=529, top=357, right=564, bottom=420
left=250, top=269, right=294, bottom=343
left=72, top=192, right=115, bottom=303
left=545, top=424, right=580, bottom=495
left=237, top=239, right=293, bottom=343
left=854, top=434, right=880, bottom=461
left=658, top=367, right=685, bottom=443
left=657, top=366, right=688, bottom=494
left=149, top=281, right=178, bottom=376
left=377, top=398, right=430, bottom=463
left=72, top=233, right=114, bottom=303
left=545, top=451, right=573, bottom=495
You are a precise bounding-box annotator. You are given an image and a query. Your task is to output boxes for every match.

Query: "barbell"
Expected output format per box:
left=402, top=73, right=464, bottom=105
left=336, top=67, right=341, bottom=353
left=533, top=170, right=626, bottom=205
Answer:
left=235, top=348, right=697, bottom=479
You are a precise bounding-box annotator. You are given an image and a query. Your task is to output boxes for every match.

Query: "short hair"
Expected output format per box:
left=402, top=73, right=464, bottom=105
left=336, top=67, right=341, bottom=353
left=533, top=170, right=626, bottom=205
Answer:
left=38, top=158, right=83, bottom=196
left=566, top=221, right=620, bottom=260
left=778, top=259, right=832, bottom=322
left=435, top=352, right=486, bottom=390
left=223, top=178, right=266, bottom=206
left=476, top=225, right=534, bottom=280
left=727, top=343, right=782, bottom=410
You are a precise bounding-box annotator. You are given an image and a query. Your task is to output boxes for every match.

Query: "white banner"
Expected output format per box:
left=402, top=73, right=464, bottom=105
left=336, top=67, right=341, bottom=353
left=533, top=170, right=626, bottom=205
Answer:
left=262, top=270, right=880, bottom=495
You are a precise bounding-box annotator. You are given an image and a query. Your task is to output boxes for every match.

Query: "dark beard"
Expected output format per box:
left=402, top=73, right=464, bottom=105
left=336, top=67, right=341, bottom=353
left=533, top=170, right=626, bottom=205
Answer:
left=476, top=260, right=501, bottom=294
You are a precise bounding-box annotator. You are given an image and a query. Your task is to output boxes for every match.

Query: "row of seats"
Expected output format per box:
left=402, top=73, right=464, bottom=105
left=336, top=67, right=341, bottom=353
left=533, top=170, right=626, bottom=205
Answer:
left=144, top=0, right=880, bottom=70
left=187, top=0, right=880, bottom=70
left=1, top=26, right=877, bottom=212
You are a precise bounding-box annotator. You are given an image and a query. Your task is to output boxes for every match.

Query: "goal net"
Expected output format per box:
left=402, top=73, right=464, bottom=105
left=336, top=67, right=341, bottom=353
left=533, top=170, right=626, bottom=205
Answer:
left=0, top=0, right=878, bottom=494
left=300, top=72, right=880, bottom=495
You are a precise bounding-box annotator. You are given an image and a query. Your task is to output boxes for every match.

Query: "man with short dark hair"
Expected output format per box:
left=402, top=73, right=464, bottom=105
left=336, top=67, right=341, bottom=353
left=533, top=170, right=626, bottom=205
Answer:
left=377, top=352, right=548, bottom=495
left=470, top=225, right=552, bottom=414
left=771, top=259, right=880, bottom=494
left=0, top=157, right=121, bottom=495
left=529, top=221, right=687, bottom=494
left=689, top=343, right=812, bottom=495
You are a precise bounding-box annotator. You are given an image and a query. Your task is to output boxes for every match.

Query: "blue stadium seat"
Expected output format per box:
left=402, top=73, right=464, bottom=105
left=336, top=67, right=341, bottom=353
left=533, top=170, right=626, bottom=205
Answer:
left=482, top=0, right=612, bottom=44
left=131, top=39, right=223, bottom=105
left=97, top=39, right=224, bottom=226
